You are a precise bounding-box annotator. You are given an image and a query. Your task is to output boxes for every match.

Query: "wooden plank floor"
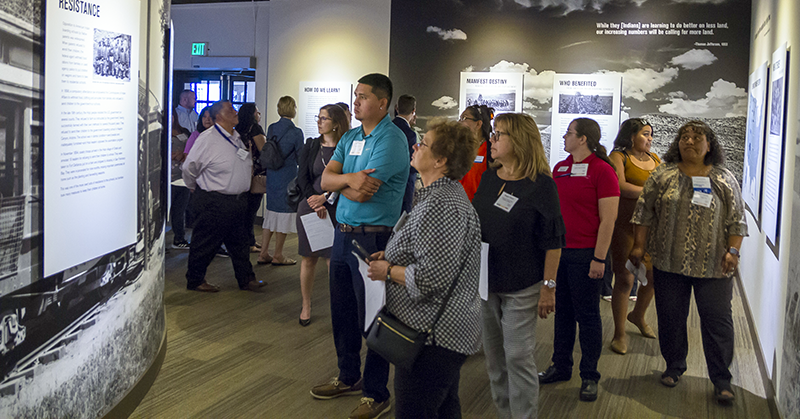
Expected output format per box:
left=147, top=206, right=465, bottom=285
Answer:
left=131, top=227, right=775, bottom=419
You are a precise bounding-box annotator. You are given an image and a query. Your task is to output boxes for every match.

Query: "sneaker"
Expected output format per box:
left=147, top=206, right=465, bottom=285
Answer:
left=601, top=295, right=612, bottom=302
left=349, top=397, right=391, bottom=419
left=172, top=240, right=190, bottom=249
left=310, top=377, right=363, bottom=400
left=216, top=247, right=230, bottom=258
left=629, top=295, right=638, bottom=302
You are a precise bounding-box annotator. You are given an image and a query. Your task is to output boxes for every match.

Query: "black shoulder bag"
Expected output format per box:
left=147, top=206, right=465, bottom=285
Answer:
left=366, top=260, right=467, bottom=370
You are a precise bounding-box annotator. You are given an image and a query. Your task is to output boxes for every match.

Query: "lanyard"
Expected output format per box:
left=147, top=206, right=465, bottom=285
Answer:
left=215, top=125, right=240, bottom=150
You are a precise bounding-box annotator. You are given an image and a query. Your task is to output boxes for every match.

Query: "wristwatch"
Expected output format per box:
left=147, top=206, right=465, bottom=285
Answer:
left=543, top=279, right=556, bottom=289
left=728, top=247, right=740, bottom=257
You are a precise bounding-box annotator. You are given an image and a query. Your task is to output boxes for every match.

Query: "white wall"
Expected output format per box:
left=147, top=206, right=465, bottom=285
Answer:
left=265, top=0, right=391, bottom=125
left=740, top=0, right=800, bottom=405
left=170, top=3, right=270, bottom=111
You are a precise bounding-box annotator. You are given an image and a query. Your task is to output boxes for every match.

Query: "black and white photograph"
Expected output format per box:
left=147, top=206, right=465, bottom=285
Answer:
left=389, top=0, right=750, bottom=180
left=558, top=93, right=614, bottom=116
left=769, top=76, right=784, bottom=136
left=465, top=91, right=516, bottom=111
left=93, top=29, right=132, bottom=82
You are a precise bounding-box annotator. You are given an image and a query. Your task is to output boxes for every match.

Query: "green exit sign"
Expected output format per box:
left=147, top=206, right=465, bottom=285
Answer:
left=191, top=42, right=208, bottom=56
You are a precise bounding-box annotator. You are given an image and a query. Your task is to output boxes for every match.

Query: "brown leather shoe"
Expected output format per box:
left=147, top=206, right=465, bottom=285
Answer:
left=192, top=282, right=220, bottom=293
left=243, top=279, right=267, bottom=292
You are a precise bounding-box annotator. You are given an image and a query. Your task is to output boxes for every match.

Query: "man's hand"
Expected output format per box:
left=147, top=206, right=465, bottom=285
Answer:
left=348, top=169, right=380, bottom=196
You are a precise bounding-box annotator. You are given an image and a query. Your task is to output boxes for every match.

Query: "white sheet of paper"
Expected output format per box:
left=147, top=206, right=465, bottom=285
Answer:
left=300, top=212, right=335, bottom=252
left=353, top=251, right=386, bottom=332
left=625, top=259, right=648, bottom=286
left=480, top=242, right=489, bottom=300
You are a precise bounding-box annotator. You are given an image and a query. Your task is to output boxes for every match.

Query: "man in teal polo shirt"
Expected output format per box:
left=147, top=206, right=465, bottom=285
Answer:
left=312, top=74, right=409, bottom=419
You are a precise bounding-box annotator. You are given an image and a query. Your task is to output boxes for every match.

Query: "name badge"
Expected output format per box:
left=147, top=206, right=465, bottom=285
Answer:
left=571, top=163, right=588, bottom=177
left=236, top=148, right=249, bottom=161
left=393, top=211, right=410, bottom=233
left=557, top=166, right=569, bottom=172
left=349, top=140, right=366, bottom=156
left=494, top=192, right=519, bottom=212
left=691, top=176, right=712, bottom=207
left=474, top=155, right=485, bottom=163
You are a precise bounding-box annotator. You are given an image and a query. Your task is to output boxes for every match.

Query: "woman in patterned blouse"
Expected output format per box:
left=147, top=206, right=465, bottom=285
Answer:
left=366, top=121, right=482, bottom=418
left=629, top=120, right=747, bottom=404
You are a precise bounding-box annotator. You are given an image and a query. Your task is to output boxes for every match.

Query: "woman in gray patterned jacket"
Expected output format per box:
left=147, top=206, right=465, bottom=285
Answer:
left=629, top=120, right=747, bottom=405
left=367, top=120, right=481, bottom=418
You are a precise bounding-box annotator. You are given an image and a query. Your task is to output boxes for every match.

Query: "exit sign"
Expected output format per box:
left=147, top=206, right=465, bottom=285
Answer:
left=191, top=42, right=208, bottom=56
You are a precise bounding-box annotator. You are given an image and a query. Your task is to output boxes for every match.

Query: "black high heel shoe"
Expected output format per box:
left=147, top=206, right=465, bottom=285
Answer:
left=299, top=317, right=311, bottom=327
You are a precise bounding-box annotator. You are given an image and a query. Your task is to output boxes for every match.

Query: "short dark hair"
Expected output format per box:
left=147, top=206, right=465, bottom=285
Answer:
left=427, top=120, right=477, bottom=180
left=613, top=118, right=653, bottom=151
left=663, top=120, right=725, bottom=166
left=209, top=100, right=232, bottom=121
left=395, top=94, right=416, bottom=115
left=358, top=73, right=393, bottom=105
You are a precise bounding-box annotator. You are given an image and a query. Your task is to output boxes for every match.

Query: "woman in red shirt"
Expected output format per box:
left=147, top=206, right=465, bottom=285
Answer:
left=539, top=118, right=619, bottom=402
left=458, top=105, right=494, bottom=200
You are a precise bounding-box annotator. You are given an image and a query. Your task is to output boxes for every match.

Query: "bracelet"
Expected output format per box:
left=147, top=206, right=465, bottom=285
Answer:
left=386, top=264, right=395, bottom=283
left=592, top=256, right=606, bottom=264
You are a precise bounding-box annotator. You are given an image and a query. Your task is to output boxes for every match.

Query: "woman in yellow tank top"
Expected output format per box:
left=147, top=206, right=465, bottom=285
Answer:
left=608, top=118, right=661, bottom=355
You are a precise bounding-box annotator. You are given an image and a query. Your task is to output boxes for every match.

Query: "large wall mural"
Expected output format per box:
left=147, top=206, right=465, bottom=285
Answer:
left=0, top=0, right=168, bottom=417
left=389, top=0, right=751, bottom=180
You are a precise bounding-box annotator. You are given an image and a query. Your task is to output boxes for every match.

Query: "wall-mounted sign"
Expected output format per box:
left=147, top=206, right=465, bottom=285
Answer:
left=191, top=42, right=208, bottom=56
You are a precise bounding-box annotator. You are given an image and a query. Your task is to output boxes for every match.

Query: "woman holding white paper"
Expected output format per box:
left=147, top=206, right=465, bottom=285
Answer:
left=365, top=121, right=481, bottom=418
left=629, top=120, right=747, bottom=404
left=472, top=113, right=564, bottom=418
left=294, top=104, right=349, bottom=326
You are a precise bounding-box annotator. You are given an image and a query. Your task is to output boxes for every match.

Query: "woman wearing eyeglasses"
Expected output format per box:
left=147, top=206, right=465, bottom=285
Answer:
left=629, top=120, right=746, bottom=404
left=473, top=113, right=565, bottom=418
left=458, top=104, right=494, bottom=200
left=539, top=118, right=618, bottom=402
left=294, top=104, right=350, bottom=326
left=607, top=118, right=661, bottom=355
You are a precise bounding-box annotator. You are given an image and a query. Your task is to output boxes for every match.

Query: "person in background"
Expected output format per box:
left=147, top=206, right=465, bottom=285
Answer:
left=458, top=104, right=494, bottom=201
left=258, top=96, right=304, bottom=266
left=392, top=94, right=418, bottom=213
left=366, top=120, right=481, bottom=418
left=235, top=103, right=268, bottom=254
left=181, top=100, right=266, bottom=293
left=608, top=118, right=661, bottom=355
left=185, top=105, right=213, bottom=154
left=170, top=109, right=191, bottom=249
left=539, top=118, right=619, bottom=403
left=629, top=120, right=747, bottom=404
left=472, top=113, right=564, bottom=418
left=176, top=89, right=198, bottom=133
left=312, top=73, right=409, bottom=419
left=295, top=104, right=349, bottom=326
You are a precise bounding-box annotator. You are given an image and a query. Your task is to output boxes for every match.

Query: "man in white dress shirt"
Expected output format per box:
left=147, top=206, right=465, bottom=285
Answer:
left=182, top=100, right=265, bottom=292
left=176, top=89, right=198, bottom=133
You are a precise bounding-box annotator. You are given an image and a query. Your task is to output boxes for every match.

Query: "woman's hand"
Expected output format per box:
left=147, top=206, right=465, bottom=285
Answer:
left=538, top=287, right=555, bottom=319
left=315, top=207, right=327, bottom=219
left=367, top=260, right=390, bottom=282
left=370, top=251, right=385, bottom=260
left=721, top=252, right=738, bottom=276
left=307, top=194, right=327, bottom=210
left=628, top=246, right=645, bottom=267
left=589, top=260, right=605, bottom=279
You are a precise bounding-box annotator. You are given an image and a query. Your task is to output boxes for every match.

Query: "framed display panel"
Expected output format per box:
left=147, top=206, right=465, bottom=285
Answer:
left=742, top=62, right=769, bottom=227
left=762, top=44, right=788, bottom=257
left=458, top=72, right=524, bottom=116
left=298, top=81, right=352, bottom=140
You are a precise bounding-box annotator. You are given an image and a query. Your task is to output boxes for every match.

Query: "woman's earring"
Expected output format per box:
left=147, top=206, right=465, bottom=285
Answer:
left=333, top=128, right=336, bottom=132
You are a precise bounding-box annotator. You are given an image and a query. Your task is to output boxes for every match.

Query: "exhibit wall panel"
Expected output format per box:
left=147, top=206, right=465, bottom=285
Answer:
left=0, top=0, right=168, bottom=417
left=266, top=0, right=391, bottom=126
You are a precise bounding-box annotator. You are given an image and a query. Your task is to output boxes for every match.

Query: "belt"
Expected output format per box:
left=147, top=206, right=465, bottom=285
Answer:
left=338, top=223, right=393, bottom=233
left=199, top=189, right=247, bottom=200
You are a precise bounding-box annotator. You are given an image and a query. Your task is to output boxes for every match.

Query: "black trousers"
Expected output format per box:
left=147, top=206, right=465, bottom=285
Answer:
left=652, top=269, right=734, bottom=386
left=552, top=248, right=602, bottom=381
left=186, top=189, right=255, bottom=289
left=394, top=345, right=467, bottom=419
left=244, top=192, right=263, bottom=247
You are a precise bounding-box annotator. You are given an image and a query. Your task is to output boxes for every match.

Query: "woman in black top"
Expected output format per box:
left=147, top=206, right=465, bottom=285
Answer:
left=235, top=103, right=267, bottom=252
left=472, top=113, right=565, bottom=419
left=295, top=104, right=349, bottom=326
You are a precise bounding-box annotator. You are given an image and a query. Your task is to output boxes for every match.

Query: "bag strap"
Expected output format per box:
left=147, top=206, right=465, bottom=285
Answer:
left=424, top=250, right=470, bottom=336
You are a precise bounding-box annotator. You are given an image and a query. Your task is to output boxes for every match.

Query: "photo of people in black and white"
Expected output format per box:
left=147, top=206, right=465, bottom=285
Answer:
left=93, top=29, right=132, bottom=82
left=770, top=77, right=784, bottom=136
left=465, top=91, right=516, bottom=111
left=558, top=93, right=613, bottom=116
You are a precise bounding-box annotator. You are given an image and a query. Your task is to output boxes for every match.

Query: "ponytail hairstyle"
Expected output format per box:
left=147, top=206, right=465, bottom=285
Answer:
left=572, top=118, right=614, bottom=170
left=463, top=104, right=495, bottom=143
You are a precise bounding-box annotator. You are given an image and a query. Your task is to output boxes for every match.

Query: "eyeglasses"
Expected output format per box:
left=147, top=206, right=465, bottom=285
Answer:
left=315, top=115, right=332, bottom=122
left=491, top=130, right=510, bottom=139
left=458, top=116, right=479, bottom=122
